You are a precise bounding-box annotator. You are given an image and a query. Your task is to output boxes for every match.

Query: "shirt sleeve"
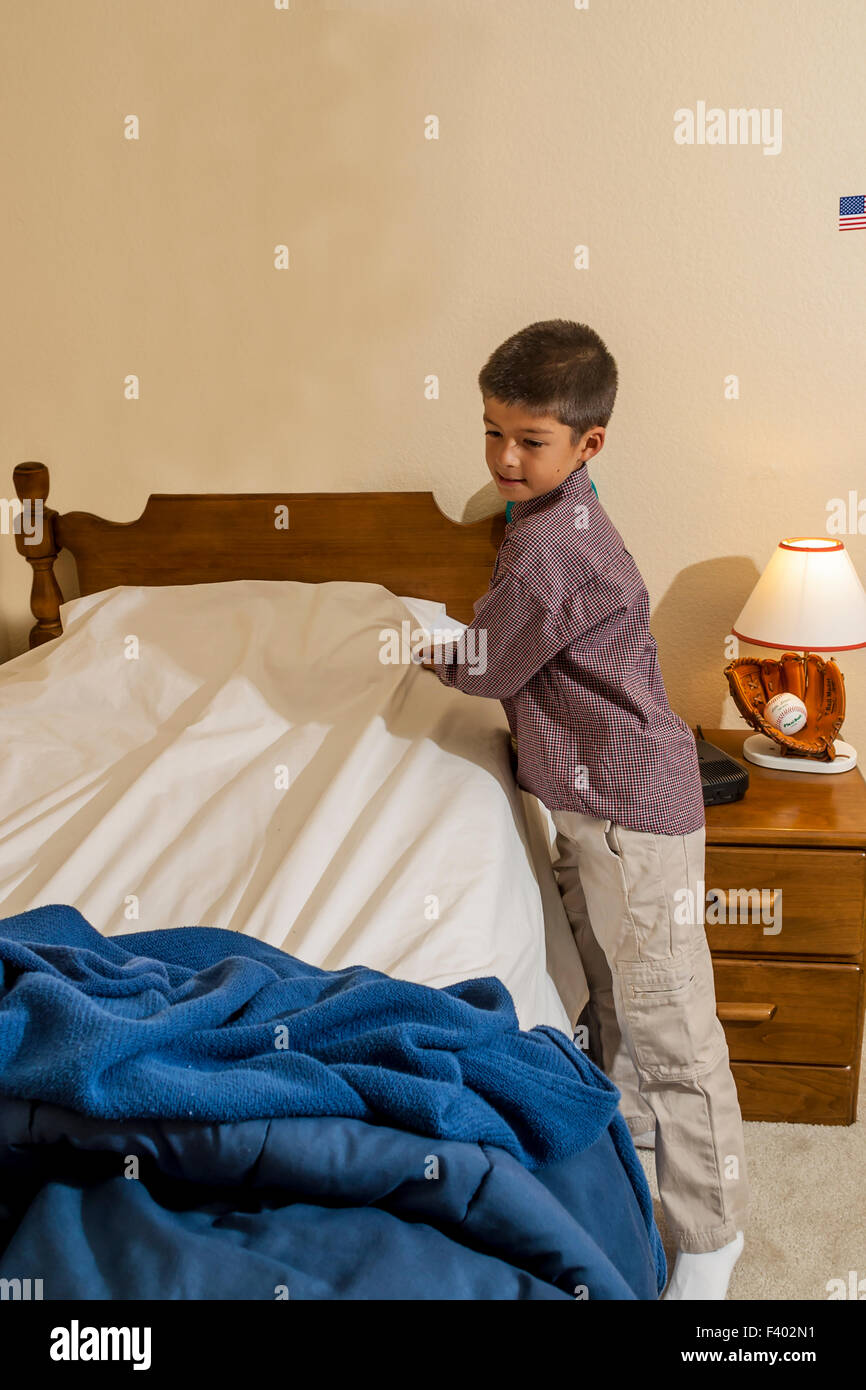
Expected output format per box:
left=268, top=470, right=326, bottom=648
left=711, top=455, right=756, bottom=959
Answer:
left=429, top=572, right=571, bottom=700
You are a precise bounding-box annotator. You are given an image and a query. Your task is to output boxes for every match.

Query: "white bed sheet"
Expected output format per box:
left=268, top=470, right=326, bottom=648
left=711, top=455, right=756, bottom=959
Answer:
left=0, top=580, right=588, bottom=1033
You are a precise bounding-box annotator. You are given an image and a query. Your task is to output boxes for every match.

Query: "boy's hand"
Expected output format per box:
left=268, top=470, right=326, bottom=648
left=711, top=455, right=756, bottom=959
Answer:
left=412, top=627, right=464, bottom=671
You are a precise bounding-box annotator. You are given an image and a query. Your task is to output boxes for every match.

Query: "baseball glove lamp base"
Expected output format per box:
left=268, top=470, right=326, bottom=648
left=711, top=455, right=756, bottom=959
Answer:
left=725, top=538, right=866, bottom=777
left=741, top=732, right=857, bottom=773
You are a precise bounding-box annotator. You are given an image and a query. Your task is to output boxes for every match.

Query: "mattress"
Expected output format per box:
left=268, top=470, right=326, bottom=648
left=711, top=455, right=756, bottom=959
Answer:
left=0, top=579, right=588, bottom=1033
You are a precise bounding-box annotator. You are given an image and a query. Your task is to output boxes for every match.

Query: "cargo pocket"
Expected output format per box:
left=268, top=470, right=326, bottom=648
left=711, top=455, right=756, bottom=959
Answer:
left=617, top=940, right=727, bottom=1081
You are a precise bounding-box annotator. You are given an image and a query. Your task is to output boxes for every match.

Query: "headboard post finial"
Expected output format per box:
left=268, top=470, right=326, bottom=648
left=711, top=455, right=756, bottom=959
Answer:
left=12, top=462, right=64, bottom=647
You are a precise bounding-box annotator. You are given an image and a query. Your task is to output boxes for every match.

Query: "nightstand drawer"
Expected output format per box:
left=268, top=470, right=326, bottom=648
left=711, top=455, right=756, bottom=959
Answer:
left=704, top=847, right=866, bottom=956
left=730, top=1063, right=856, bottom=1125
left=712, top=958, right=861, bottom=1064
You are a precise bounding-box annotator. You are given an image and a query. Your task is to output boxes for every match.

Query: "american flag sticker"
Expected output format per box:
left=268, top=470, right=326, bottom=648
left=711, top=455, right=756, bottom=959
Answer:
left=839, top=195, right=866, bottom=230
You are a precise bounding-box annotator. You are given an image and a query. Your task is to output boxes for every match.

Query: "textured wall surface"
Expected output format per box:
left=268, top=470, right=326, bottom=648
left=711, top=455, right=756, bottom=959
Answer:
left=2, top=0, right=864, bottom=752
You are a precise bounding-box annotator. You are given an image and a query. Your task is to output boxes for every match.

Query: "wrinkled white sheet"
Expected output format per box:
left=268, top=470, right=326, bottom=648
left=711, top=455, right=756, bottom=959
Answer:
left=0, top=580, right=588, bottom=1032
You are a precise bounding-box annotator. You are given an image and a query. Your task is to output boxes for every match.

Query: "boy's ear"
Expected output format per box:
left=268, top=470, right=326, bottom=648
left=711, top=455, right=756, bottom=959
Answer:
left=579, top=426, right=605, bottom=460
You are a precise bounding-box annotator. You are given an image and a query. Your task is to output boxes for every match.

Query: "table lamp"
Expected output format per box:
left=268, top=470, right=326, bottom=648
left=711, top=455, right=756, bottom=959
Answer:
left=728, top=537, right=866, bottom=773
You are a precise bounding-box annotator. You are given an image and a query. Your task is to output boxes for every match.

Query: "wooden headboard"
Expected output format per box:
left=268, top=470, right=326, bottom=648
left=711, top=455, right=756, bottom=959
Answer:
left=12, top=462, right=504, bottom=647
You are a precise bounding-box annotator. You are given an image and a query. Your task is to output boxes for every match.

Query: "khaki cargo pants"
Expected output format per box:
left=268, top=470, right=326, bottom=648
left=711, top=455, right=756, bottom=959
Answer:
left=551, top=809, right=749, bottom=1253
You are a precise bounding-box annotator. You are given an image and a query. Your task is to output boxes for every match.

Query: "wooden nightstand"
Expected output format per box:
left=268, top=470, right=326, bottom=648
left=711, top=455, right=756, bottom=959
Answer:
left=701, top=728, right=866, bottom=1124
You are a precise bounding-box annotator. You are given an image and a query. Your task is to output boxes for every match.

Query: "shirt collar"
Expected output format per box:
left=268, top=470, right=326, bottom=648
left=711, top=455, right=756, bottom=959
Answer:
left=507, top=464, right=593, bottom=526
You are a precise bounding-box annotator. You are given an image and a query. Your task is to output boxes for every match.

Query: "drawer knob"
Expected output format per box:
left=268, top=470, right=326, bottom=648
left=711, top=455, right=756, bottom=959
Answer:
left=717, top=1002, right=777, bottom=1023
left=708, top=887, right=782, bottom=913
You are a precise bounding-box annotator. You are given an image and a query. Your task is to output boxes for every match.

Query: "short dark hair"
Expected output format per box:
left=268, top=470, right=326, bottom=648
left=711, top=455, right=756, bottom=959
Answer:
left=478, top=319, right=618, bottom=446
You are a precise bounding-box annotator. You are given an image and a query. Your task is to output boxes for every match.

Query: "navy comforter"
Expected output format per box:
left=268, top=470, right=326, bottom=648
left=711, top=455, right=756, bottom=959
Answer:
left=0, top=906, right=665, bottom=1300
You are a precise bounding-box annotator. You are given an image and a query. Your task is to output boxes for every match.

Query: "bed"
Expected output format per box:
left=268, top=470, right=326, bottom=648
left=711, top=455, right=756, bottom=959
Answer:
left=0, top=461, right=667, bottom=1300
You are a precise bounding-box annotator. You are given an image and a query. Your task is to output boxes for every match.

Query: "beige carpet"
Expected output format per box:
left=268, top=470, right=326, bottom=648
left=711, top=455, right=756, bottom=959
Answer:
left=637, top=1041, right=866, bottom=1300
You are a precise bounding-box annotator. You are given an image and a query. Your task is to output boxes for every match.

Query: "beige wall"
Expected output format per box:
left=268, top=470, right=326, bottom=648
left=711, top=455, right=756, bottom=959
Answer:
left=3, top=0, right=865, bottom=755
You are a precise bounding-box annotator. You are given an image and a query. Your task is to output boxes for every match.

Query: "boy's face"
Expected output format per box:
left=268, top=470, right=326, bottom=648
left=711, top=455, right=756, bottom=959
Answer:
left=482, top=395, right=605, bottom=501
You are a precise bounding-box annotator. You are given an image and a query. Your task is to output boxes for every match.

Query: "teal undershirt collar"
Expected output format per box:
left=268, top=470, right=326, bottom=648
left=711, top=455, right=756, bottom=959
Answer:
left=505, top=476, right=597, bottom=523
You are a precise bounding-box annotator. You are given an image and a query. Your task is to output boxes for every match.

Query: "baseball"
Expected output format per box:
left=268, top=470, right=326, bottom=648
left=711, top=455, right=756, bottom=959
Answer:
left=765, top=692, right=807, bottom=735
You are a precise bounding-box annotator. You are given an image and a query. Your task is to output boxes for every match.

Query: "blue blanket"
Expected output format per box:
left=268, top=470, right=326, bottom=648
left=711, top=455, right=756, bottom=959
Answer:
left=0, top=906, right=666, bottom=1299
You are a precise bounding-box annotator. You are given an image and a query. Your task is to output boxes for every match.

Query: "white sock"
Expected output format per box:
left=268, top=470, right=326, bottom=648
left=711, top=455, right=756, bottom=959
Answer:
left=662, top=1231, right=744, bottom=1300
left=632, top=1129, right=655, bottom=1149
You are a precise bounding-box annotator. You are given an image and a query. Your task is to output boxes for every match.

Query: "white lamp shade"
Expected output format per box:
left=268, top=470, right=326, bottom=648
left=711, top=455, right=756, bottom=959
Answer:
left=732, top=537, right=866, bottom=651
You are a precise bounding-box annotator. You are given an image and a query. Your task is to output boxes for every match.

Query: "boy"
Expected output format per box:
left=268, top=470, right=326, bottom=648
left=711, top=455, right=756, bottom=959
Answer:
left=424, top=319, right=748, bottom=1300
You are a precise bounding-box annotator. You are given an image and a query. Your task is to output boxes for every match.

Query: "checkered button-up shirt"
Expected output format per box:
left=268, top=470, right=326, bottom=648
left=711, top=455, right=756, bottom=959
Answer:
left=431, top=464, right=706, bottom=836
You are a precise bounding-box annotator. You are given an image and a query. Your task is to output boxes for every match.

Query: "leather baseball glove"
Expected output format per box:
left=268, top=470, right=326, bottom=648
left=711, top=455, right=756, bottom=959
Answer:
left=724, top=651, right=846, bottom=760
